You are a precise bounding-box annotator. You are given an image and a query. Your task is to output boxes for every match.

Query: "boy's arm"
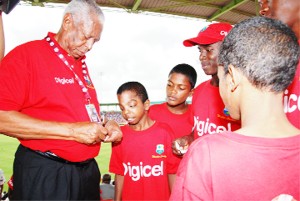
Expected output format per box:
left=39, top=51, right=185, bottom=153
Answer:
left=115, top=174, right=124, bottom=201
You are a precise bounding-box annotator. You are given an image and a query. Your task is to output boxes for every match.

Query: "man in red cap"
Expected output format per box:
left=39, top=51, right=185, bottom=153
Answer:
left=173, top=22, right=241, bottom=155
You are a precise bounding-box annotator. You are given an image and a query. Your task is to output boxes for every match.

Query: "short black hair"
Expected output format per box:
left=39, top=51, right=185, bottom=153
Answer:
left=169, top=63, right=198, bottom=89
left=117, top=81, right=149, bottom=103
left=219, top=16, right=299, bottom=92
left=102, top=174, right=111, bottom=184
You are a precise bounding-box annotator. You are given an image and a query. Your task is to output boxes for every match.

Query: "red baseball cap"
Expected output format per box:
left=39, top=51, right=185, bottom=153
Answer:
left=183, top=22, right=233, bottom=46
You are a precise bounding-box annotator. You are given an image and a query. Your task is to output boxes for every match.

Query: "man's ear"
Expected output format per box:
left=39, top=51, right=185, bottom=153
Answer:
left=62, top=13, right=73, bottom=30
left=228, top=64, right=241, bottom=92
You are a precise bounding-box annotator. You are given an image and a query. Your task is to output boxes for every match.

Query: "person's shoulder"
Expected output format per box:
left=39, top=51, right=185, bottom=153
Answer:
left=191, top=132, right=230, bottom=150
left=193, top=80, right=211, bottom=94
left=15, top=39, right=45, bottom=49
left=154, top=121, right=172, bottom=130
left=149, top=102, right=166, bottom=110
left=153, top=121, right=174, bottom=137
left=5, top=39, right=46, bottom=58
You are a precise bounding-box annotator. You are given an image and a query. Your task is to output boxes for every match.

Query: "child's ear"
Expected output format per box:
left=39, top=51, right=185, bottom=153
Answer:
left=144, top=99, right=151, bottom=110
left=189, top=88, right=195, bottom=97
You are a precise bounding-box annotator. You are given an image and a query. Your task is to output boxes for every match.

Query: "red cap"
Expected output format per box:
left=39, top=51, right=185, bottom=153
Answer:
left=183, top=22, right=233, bottom=46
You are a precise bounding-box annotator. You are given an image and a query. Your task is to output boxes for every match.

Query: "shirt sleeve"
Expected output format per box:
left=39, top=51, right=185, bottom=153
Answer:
left=0, top=46, right=30, bottom=111
left=170, top=137, right=213, bottom=200
left=109, top=140, right=124, bottom=175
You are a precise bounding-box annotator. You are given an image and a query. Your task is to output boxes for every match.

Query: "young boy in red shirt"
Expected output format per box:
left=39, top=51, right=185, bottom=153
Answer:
left=148, top=63, right=197, bottom=172
left=109, top=81, right=177, bottom=201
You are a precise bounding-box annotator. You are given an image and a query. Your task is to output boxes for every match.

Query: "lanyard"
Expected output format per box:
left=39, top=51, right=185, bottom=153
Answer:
left=45, top=36, right=92, bottom=103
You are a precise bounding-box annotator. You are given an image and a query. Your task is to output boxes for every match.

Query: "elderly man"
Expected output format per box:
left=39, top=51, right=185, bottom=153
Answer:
left=0, top=0, right=122, bottom=200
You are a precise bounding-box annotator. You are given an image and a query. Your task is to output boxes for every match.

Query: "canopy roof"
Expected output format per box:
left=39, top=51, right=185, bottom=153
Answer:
left=25, top=0, right=260, bottom=24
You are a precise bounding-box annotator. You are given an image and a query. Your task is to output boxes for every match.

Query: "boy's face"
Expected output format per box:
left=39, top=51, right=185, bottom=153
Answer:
left=166, top=72, right=193, bottom=107
left=117, top=90, right=150, bottom=125
left=198, top=41, right=222, bottom=76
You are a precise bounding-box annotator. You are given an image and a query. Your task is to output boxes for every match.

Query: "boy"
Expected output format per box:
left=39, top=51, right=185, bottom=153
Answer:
left=170, top=17, right=300, bottom=200
left=109, top=81, right=177, bottom=201
left=173, top=22, right=241, bottom=155
left=148, top=63, right=197, bottom=166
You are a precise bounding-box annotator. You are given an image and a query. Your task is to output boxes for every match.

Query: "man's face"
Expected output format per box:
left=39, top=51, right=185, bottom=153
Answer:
left=258, top=0, right=271, bottom=17
left=259, top=0, right=299, bottom=28
left=64, top=14, right=103, bottom=59
left=198, top=41, right=222, bottom=76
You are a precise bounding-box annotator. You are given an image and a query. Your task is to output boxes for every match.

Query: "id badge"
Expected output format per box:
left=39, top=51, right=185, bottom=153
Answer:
left=85, top=103, right=101, bottom=123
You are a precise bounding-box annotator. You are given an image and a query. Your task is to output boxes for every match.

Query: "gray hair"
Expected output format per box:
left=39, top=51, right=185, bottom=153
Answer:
left=64, top=0, right=105, bottom=28
left=219, top=16, right=299, bottom=93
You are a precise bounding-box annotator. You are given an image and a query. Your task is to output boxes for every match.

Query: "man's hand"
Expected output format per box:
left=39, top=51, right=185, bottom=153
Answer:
left=71, top=122, right=108, bottom=145
left=103, top=120, right=123, bottom=143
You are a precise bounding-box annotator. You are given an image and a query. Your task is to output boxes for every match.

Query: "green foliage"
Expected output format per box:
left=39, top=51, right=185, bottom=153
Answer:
left=0, top=135, right=112, bottom=192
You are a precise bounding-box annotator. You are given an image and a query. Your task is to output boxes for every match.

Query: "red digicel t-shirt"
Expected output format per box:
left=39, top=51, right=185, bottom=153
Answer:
left=191, top=80, right=241, bottom=139
left=285, top=58, right=300, bottom=129
left=170, top=132, right=300, bottom=200
left=109, top=122, right=177, bottom=201
left=0, top=33, right=100, bottom=162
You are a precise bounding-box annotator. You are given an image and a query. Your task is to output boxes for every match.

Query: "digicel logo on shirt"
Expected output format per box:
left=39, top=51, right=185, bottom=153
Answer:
left=54, top=77, right=74, bottom=85
left=194, top=117, right=231, bottom=137
left=123, top=161, right=164, bottom=181
left=284, top=89, right=300, bottom=114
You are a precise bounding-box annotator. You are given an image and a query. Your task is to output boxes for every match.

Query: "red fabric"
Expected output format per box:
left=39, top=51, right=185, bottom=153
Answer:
left=191, top=80, right=241, bottom=139
left=149, top=102, right=193, bottom=171
left=149, top=102, right=193, bottom=139
left=285, top=59, right=300, bottom=129
left=0, top=33, right=101, bottom=162
left=183, top=22, right=232, bottom=46
left=109, top=122, right=177, bottom=200
left=8, top=176, right=13, bottom=190
left=170, top=132, right=300, bottom=201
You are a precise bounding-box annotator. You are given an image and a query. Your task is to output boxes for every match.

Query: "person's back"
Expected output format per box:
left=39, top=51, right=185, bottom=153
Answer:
left=100, top=174, right=115, bottom=200
left=174, top=132, right=299, bottom=200
left=170, top=17, right=300, bottom=201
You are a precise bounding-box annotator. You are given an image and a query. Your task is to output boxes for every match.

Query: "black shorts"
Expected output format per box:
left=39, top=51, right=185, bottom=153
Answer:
left=12, top=144, right=101, bottom=200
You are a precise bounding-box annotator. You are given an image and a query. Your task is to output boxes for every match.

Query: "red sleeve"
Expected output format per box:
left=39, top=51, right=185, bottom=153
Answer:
left=0, top=46, right=30, bottom=111
left=109, top=141, right=124, bottom=175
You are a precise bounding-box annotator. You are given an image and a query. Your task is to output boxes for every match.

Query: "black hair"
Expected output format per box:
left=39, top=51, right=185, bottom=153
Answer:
left=169, top=63, right=198, bottom=89
left=117, top=81, right=149, bottom=103
left=219, top=16, right=299, bottom=92
left=102, top=174, right=111, bottom=184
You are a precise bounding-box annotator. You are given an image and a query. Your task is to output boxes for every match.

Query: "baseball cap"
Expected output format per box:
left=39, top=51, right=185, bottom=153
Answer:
left=183, top=22, right=233, bottom=47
